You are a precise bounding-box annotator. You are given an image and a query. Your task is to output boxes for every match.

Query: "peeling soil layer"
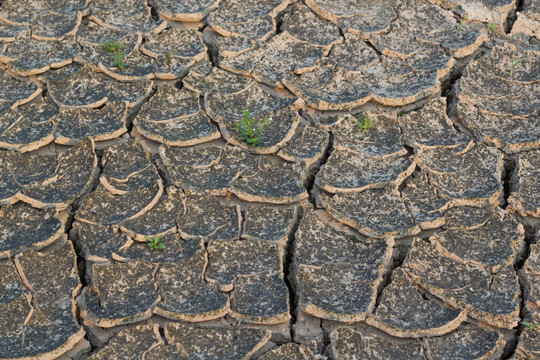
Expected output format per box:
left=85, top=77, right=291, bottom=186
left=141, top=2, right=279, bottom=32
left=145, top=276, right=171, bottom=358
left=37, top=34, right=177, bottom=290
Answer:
left=0, top=0, right=539, bottom=359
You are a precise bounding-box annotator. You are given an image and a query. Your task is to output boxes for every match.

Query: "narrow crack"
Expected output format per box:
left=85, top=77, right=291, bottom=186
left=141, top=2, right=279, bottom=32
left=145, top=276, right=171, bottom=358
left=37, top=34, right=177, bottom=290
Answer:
left=505, top=0, right=525, bottom=34
left=501, top=154, right=517, bottom=209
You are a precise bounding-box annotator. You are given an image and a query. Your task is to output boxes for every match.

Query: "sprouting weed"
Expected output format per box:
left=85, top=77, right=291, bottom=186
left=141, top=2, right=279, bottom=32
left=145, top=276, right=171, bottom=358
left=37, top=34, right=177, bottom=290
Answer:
left=167, top=51, right=172, bottom=72
left=520, top=321, right=539, bottom=330
left=145, top=235, right=165, bottom=250
left=510, top=56, right=525, bottom=77
left=487, top=22, right=497, bottom=30
left=233, top=108, right=268, bottom=148
left=355, top=112, right=375, bottom=131
left=101, top=39, right=124, bottom=53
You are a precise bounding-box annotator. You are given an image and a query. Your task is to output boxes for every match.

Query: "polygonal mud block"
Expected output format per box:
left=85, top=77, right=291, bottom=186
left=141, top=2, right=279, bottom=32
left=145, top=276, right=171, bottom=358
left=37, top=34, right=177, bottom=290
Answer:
left=107, top=80, right=153, bottom=107
left=511, top=0, right=540, bottom=41
left=29, top=11, right=82, bottom=40
left=207, top=82, right=301, bottom=154
left=0, top=68, right=41, bottom=108
left=154, top=246, right=230, bottom=321
left=403, top=238, right=521, bottom=329
left=0, top=262, right=31, bottom=359
left=47, top=65, right=109, bottom=108
left=277, top=124, right=330, bottom=167
left=15, top=138, right=98, bottom=209
left=0, top=98, right=56, bottom=152
left=113, top=233, right=188, bottom=264
left=145, top=344, right=189, bottom=360
left=177, top=192, right=240, bottom=241
left=230, top=273, right=290, bottom=324
left=183, top=66, right=253, bottom=97
left=515, top=310, right=540, bottom=359
left=89, top=0, right=166, bottom=34
left=120, top=187, right=184, bottom=240
left=73, top=221, right=128, bottom=262
left=426, top=0, right=515, bottom=25
left=367, top=268, right=466, bottom=338
left=166, top=323, right=271, bottom=360
left=221, top=32, right=326, bottom=88
left=202, top=29, right=261, bottom=58
left=133, top=85, right=220, bottom=146
left=80, top=260, right=159, bottom=327
left=141, top=28, right=206, bottom=61
left=206, top=238, right=282, bottom=292
left=509, top=150, right=540, bottom=218
left=258, top=343, right=309, bottom=360
left=329, top=327, right=425, bottom=360
left=523, top=242, right=540, bottom=308
left=243, top=205, right=298, bottom=244
left=75, top=22, right=141, bottom=70
left=321, top=186, right=421, bottom=238
left=426, top=324, right=505, bottom=360
left=160, top=144, right=257, bottom=195
left=414, top=144, right=504, bottom=207
left=401, top=172, right=450, bottom=229
left=431, top=208, right=524, bottom=271
left=2, top=34, right=80, bottom=76
left=443, top=206, right=492, bottom=230
left=231, top=156, right=309, bottom=204
left=0, top=205, right=64, bottom=258
left=333, top=113, right=405, bottom=158
left=294, top=209, right=393, bottom=322
left=399, top=97, right=472, bottom=149
left=0, top=20, right=26, bottom=42
left=316, top=150, right=414, bottom=193
left=153, top=0, right=220, bottom=21
left=89, top=325, right=161, bottom=359
left=76, top=181, right=163, bottom=226
left=12, top=242, right=85, bottom=360
left=328, top=33, right=378, bottom=72
left=283, top=3, right=341, bottom=48
left=54, top=102, right=128, bottom=145
left=99, top=50, right=155, bottom=81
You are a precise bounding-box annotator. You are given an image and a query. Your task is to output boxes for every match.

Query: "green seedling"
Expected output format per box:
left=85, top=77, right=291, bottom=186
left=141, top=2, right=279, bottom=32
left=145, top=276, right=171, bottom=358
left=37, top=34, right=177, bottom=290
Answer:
left=102, top=39, right=124, bottom=53
left=233, top=108, right=268, bottom=147
left=510, top=56, right=525, bottom=77
left=520, top=321, right=539, bottom=330
left=487, top=22, right=497, bottom=30
left=355, top=112, right=374, bottom=131
left=145, top=235, right=165, bottom=250
left=167, top=51, right=172, bottom=72
left=112, top=52, right=128, bottom=70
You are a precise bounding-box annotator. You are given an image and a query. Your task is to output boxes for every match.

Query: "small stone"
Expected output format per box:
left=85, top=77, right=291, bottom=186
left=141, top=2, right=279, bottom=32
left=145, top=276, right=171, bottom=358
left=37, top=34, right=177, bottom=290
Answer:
left=321, top=186, right=420, bottom=238
left=166, top=323, right=271, bottom=360
left=330, top=327, right=425, bottom=360
left=426, top=323, right=505, bottom=360
left=243, top=205, right=298, bottom=244
left=206, top=238, right=282, bottom=291
left=294, top=209, right=393, bottom=322
left=0, top=205, right=64, bottom=258
left=90, top=325, right=161, bottom=359
left=231, top=157, right=309, bottom=204
left=154, top=244, right=229, bottom=321
left=178, top=192, right=240, bottom=241
left=80, top=260, right=159, bottom=327
left=367, top=268, right=466, bottom=338
left=508, top=150, right=540, bottom=218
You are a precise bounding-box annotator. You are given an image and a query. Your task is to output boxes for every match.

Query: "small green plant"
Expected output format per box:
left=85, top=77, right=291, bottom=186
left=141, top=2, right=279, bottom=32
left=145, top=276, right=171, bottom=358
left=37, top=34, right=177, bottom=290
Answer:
left=102, top=39, right=128, bottom=70
left=166, top=51, right=172, bottom=72
left=510, top=56, right=525, bottom=77
left=145, top=235, right=165, bottom=250
left=487, top=22, right=497, bottom=30
left=355, top=112, right=375, bottom=131
left=520, top=321, right=540, bottom=330
left=233, top=108, right=268, bottom=147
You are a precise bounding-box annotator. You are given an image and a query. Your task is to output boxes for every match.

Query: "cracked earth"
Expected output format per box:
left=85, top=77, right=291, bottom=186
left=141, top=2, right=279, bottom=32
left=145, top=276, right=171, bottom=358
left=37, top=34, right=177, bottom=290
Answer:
left=0, top=0, right=539, bottom=359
